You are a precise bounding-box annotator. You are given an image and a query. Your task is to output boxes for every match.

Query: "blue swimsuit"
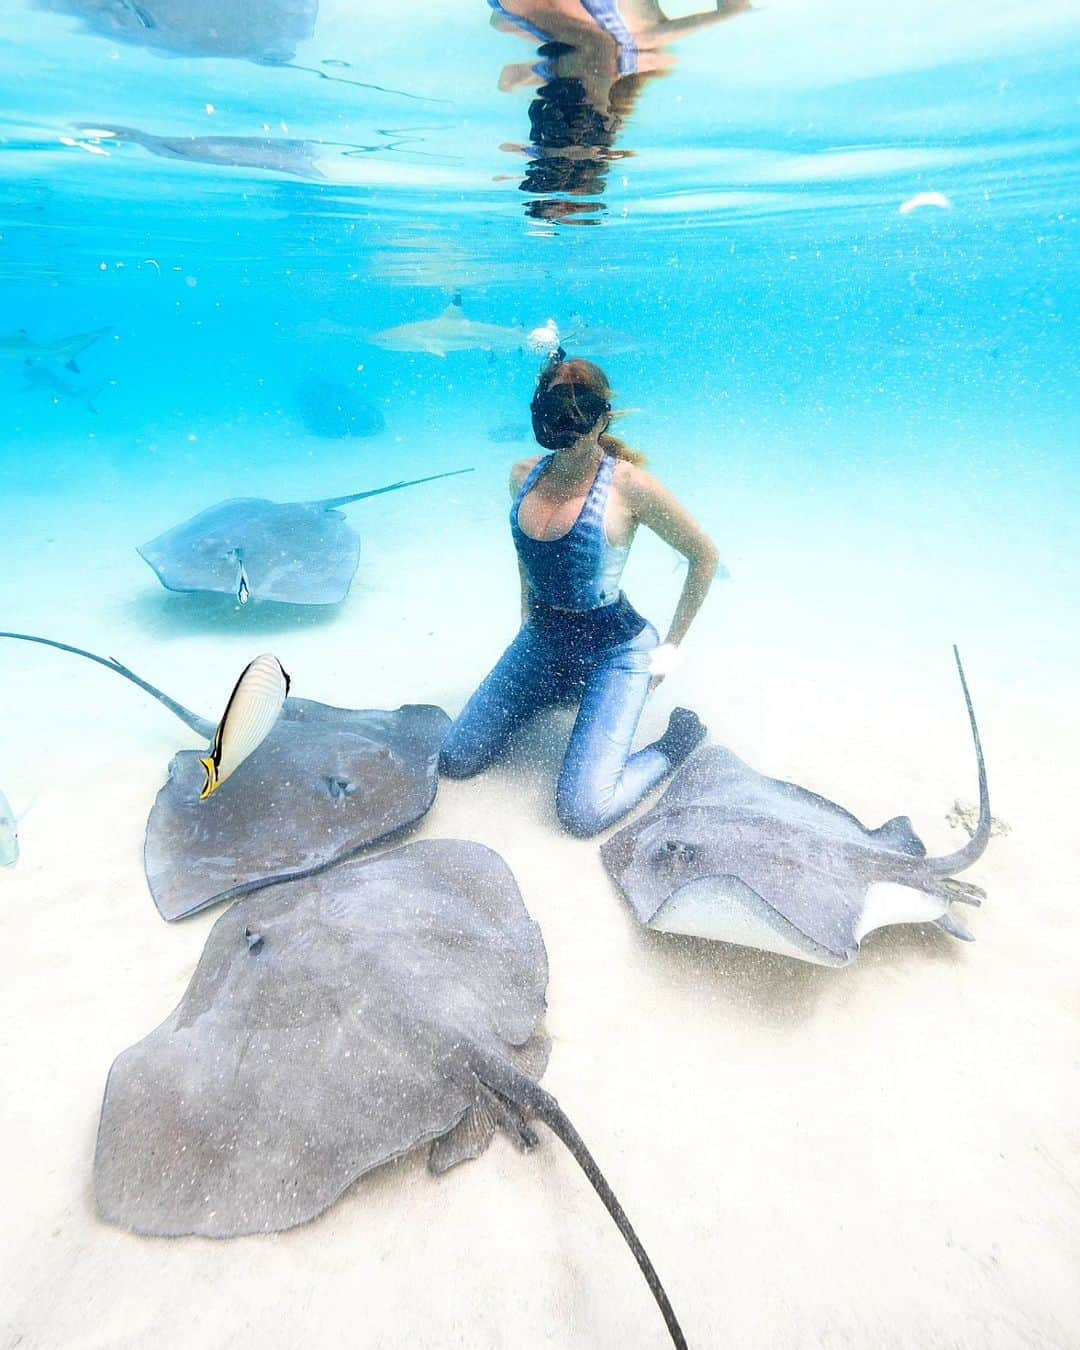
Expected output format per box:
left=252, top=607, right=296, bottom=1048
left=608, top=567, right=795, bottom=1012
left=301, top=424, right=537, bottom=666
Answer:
left=488, top=0, right=640, bottom=78
left=440, top=454, right=672, bottom=837
left=512, top=452, right=629, bottom=610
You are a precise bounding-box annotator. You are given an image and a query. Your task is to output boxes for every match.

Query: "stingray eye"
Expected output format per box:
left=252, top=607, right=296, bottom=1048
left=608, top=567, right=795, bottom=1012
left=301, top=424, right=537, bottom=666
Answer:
left=244, top=927, right=264, bottom=954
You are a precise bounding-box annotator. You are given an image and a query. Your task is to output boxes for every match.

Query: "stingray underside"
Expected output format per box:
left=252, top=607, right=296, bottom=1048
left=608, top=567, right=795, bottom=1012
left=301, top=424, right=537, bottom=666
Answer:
left=137, top=497, right=361, bottom=605
left=145, top=697, right=450, bottom=920
left=602, top=747, right=940, bottom=965
left=96, top=840, right=550, bottom=1237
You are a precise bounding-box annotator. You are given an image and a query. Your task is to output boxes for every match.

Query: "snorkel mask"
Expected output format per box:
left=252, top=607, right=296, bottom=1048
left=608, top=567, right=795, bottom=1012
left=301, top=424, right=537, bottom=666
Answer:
left=530, top=349, right=612, bottom=449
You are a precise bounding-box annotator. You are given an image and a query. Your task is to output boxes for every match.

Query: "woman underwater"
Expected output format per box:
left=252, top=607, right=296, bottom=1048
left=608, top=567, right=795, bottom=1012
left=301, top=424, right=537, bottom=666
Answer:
left=440, top=353, right=720, bottom=836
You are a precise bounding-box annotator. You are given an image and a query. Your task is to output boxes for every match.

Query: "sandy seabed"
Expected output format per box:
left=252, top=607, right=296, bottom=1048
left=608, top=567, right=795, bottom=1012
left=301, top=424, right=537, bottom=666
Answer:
left=0, top=414, right=1077, bottom=1349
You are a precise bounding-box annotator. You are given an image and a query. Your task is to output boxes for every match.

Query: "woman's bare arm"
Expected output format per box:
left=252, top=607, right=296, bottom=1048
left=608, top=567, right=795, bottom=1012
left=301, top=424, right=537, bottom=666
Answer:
left=622, top=0, right=751, bottom=43
left=622, top=467, right=721, bottom=650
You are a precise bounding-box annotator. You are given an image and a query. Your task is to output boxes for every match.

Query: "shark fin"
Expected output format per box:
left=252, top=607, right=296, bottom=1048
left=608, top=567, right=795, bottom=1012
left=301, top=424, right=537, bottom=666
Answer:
left=66, top=359, right=81, bottom=373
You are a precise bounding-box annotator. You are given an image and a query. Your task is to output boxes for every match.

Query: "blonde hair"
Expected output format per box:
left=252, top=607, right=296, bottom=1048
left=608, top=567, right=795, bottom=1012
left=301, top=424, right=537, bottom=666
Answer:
left=544, top=357, right=647, bottom=467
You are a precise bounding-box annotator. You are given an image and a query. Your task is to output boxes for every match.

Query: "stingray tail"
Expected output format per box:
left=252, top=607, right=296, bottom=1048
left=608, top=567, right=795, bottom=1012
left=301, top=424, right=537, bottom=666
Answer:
left=926, top=646, right=991, bottom=877
left=313, top=467, right=474, bottom=510
left=0, top=632, right=214, bottom=738
left=489, top=1066, right=688, bottom=1350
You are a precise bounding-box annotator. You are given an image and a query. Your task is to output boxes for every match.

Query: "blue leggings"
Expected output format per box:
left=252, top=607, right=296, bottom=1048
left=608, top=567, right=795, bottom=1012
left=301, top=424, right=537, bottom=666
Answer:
left=440, top=617, right=671, bottom=837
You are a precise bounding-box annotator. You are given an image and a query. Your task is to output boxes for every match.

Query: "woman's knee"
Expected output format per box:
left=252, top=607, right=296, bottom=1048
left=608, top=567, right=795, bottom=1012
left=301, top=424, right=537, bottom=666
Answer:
left=438, top=734, right=487, bottom=780
left=554, top=782, right=610, bottom=838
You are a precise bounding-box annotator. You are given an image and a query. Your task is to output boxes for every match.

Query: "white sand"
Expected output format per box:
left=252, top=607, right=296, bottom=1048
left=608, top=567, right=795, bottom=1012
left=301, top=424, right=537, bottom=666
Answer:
left=1, top=418, right=1077, bottom=1349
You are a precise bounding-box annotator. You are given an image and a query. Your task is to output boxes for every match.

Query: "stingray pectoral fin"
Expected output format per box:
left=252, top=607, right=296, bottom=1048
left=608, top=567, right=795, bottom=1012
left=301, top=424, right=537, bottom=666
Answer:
left=652, top=875, right=850, bottom=967
left=429, top=1096, right=498, bottom=1175
left=869, top=814, right=926, bottom=858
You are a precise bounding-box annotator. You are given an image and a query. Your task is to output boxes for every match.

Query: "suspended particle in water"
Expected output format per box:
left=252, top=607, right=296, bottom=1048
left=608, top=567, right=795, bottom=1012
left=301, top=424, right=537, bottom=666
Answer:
left=899, top=191, right=952, bottom=215
left=143, top=259, right=161, bottom=275
left=205, top=104, right=216, bottom=116
left=186, top=276, right=198, bottom=288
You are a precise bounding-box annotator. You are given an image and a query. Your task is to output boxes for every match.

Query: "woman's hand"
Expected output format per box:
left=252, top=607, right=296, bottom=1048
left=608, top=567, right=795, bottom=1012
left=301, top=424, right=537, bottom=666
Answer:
left=648, top=641, right=684, bottom=693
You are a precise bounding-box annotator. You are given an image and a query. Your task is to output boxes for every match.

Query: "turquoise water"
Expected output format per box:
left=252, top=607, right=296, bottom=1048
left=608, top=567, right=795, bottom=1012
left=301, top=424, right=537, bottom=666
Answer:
left=2, top=0, right=1077, bottom=748
left=1, top=6, right=1079, bottom=1348
left=3, top=4, right=1076, bottom=437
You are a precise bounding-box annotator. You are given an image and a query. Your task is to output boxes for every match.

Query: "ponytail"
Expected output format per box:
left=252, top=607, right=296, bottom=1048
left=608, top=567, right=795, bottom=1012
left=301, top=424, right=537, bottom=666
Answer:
left=599, top=429, right=646, bottom=467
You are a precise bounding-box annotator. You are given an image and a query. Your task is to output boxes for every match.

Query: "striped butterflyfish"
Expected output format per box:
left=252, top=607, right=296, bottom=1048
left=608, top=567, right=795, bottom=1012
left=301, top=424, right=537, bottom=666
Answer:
left=199, top=654, right=290, bottom=801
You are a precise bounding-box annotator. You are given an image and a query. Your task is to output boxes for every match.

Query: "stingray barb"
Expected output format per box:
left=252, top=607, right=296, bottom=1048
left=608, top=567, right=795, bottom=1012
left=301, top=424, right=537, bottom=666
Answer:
left=0, top=632, right=448, bottom=920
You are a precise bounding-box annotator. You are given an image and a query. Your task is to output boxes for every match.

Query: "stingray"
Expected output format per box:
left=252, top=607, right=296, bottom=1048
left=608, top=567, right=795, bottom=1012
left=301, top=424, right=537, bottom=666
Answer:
left=36, top=0, right=318, bottom=61
left=77, top=124, right=329, bottom=181
left=137, top=468, right=472, bottom=606
left=94, top=839, right=686, bottom=1348
left=602, top=648, right=991, bottom=967
left=0, top=633, right=449, bottom=922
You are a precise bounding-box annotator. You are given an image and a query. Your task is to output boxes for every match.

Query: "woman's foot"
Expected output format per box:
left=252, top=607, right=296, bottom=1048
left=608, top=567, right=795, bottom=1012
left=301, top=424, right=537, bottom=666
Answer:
left=650, top=707, right=707, bottom=770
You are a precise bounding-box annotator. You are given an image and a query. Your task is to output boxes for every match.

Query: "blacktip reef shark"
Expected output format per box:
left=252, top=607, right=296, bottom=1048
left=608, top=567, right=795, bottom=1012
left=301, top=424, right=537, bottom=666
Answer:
left=0, top=326, right=111, bottom=373
left=368, top=295, right=558, bottom=359
left=603, top=648, right=992, bottom=967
